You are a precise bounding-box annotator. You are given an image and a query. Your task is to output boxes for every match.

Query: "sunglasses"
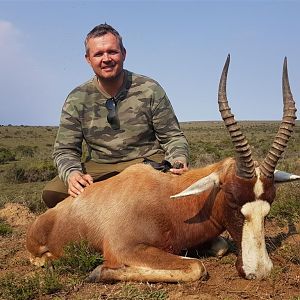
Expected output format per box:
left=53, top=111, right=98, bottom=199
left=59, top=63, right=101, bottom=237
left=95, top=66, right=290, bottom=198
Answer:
left=105, top=98, right=120, bottom=130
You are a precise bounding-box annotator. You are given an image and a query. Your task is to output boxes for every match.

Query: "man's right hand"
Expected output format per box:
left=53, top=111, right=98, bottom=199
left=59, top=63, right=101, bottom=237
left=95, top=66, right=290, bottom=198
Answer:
left=67, top=171, right=93, bottom=197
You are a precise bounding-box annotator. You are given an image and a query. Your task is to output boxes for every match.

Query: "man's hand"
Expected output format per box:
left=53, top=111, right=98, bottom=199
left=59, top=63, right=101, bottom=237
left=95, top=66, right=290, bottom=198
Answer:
left=67, top=171, right=93, bottom=197
left=170, top=161, right=188, bottom=175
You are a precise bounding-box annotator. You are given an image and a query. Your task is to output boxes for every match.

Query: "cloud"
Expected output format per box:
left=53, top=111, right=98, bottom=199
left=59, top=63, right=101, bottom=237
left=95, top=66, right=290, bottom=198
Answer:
left=0, top=20, right=25, bottom=82
left=0, top=20, right=25, bottom=70
left=0, top=20, right=16, bottom=37
left=0, top=20, right=21, bottom=50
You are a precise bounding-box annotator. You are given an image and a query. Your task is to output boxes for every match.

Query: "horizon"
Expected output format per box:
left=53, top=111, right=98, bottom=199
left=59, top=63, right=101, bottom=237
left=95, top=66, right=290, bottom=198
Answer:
left=2, top=119, right=299, bottom=127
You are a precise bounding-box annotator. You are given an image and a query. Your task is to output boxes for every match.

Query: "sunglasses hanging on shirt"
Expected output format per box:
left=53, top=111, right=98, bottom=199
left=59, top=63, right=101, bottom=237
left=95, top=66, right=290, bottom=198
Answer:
left=105, top=97, right=120, bottom=130
left=105, top=76, right=132, bottom=130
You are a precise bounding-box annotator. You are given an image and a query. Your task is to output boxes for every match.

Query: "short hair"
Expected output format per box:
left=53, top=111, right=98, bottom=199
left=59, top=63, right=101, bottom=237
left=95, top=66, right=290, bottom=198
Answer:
left=84, top=23, right=125, bottom=55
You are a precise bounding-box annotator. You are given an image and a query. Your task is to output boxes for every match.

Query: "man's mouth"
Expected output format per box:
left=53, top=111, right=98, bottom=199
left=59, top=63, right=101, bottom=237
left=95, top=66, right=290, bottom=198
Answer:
left=102, top=65, right=115, bottom=71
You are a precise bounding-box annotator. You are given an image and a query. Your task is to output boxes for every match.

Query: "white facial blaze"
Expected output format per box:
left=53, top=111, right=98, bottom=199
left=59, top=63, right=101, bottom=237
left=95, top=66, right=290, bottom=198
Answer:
left=253, top=172, right=264, bottom=199
left=240, top=176, right=273, bottom=279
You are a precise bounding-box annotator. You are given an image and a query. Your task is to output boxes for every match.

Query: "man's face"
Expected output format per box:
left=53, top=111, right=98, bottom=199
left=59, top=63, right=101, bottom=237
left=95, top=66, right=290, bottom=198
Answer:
left=85, top=33, right=126, bottom=81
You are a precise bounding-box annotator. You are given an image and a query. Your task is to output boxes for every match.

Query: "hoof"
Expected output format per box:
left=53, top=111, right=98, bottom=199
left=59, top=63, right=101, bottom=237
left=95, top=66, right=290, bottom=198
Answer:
left=85, top=265, right=103, bottom=283
left=209, top=237, right=229, bottom=258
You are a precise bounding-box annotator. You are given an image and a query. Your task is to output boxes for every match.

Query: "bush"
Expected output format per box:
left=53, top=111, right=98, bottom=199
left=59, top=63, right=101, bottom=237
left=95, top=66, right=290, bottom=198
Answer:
left=0, top=147, right=15, bottom=164
left=15, top=145, right=36, bottom=158
left=4, top=161, right=57, bottom=183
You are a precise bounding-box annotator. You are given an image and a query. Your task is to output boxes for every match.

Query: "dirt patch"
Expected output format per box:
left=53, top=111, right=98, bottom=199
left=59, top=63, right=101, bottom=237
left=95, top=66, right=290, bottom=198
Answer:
left=0, top=204, right=300, bottom=300
left=0, top=203, right=35, bottom=227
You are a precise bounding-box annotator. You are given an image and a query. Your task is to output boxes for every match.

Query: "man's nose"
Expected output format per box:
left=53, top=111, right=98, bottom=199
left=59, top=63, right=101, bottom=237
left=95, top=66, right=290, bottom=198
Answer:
left=103, top=53, right=111, bottom=61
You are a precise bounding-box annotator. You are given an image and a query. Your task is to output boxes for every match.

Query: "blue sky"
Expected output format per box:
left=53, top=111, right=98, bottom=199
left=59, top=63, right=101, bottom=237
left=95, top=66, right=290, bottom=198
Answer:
left=0, top=0, right=299, bottom=125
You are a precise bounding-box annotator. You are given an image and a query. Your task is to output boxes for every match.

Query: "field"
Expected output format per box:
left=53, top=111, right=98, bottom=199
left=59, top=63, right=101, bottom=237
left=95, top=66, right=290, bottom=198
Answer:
left=0, top=122, right=299, bottom=300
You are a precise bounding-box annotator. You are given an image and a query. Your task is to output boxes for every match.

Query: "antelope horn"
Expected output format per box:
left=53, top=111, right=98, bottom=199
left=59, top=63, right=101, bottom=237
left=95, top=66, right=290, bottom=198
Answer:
left=259, top=57, right=297, bottom=177
left=218, top=55, right=255, bottom=178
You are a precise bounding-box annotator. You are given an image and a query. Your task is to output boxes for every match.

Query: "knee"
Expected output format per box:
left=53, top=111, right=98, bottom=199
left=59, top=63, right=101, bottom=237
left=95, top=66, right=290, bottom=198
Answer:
left=42, top=190, right=68, bottom=208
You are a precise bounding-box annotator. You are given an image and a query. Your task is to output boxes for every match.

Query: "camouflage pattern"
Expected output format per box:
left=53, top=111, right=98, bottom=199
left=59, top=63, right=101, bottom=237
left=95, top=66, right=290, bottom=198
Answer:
left=53, top=70, right=189, bottom=183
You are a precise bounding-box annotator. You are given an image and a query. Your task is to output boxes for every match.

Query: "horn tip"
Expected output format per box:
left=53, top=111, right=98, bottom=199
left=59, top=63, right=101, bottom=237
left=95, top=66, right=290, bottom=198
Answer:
left=226, top=54, right=230, bottom=63
left=283, top=57, right=288, bottom=69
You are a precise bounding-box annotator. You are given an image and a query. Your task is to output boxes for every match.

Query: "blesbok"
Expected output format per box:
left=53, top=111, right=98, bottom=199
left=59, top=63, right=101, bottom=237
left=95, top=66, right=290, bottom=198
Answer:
left=26, top=55, right=299, bottom=282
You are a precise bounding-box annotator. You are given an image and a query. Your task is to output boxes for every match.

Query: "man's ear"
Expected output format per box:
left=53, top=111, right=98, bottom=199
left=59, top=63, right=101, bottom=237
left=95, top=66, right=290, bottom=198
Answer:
left=122, top=48, right=127, bottom=60
left=85, top=54, right=91, bottom=65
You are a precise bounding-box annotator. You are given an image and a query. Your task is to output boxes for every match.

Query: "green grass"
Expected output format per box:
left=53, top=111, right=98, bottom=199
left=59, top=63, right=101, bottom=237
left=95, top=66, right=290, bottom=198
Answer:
left=0, top=272, right=41, bottom=300
left=105, top=284, right=168, bottom=300
left=53, top=241, right=104, bottom=276
left=3, top=160, right=57, bottom=184
left=269, top=183, right=300, bottom=223
left=0, top=181, right=47, bottom=213
left=0, top=147, right=15, bottom=164
left=0, top=218, right=13, bottom=236
left=0, top=241, right=102, bottom=300
left=0, top=271, right=64, bottom=300
left=278, top=243, right=300, bottom=265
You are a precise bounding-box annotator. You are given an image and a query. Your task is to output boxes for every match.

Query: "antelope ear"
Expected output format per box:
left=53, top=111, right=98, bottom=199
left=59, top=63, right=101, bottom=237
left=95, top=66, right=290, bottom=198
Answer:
left=274, top=169, right=300, bottom=183
left=170, top=172, right=220, bottom=199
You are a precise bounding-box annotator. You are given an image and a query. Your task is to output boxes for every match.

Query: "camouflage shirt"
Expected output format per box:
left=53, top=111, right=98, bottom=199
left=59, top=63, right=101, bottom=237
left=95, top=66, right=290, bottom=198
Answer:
left=53, top=70, right=189, bottom=183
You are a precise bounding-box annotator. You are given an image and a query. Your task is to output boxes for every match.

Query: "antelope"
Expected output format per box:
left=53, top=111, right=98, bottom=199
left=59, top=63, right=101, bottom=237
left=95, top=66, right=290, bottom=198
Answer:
left=26, top=55, right=299, bottom=282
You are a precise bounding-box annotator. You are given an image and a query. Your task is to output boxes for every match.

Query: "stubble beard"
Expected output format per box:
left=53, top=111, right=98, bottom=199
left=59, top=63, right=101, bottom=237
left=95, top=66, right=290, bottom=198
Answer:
left=97, top=66, right=124, bottom=83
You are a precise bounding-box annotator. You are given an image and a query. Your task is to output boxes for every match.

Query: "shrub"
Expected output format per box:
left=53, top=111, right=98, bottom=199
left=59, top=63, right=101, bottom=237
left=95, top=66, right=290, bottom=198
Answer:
left=15, top=145, right=36, bottom=158
left=4, top=161, right=57, bottom=183
left=0, top=147, right=15, bottom=164
left=3, top=164, right=25, bottom=183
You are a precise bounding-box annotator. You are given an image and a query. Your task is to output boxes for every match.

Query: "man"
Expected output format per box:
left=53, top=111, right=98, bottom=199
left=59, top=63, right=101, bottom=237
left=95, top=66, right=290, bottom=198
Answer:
left=42, top=24, right=189, bottom=208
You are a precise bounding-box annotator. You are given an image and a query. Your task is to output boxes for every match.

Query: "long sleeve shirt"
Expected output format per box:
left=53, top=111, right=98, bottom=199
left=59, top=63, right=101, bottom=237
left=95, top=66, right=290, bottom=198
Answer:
left=53, top=70, right=189, bottom=183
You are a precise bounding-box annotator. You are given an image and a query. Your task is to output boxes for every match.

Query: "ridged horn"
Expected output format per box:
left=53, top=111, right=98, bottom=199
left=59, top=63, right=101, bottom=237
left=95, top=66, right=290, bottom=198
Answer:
left=259, top=57, right=297, bottom=178
left=218, top=55, right=256, bottom=178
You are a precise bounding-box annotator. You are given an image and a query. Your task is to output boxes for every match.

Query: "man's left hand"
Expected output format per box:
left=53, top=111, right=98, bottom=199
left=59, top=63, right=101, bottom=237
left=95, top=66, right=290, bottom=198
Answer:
left=170, top=161, right=188, bottom=175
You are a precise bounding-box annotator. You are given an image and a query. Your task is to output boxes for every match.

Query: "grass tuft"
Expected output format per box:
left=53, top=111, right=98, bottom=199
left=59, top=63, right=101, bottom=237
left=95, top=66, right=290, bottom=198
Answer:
left=101, top=283, right=168, bottom=300
left=42, top=269, right=64, bottom=295
left=53, top=240, right=103, bottom=276
left=0, top=218, right=13, bottom=236
left=0, top=272, right=40, bottom=300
